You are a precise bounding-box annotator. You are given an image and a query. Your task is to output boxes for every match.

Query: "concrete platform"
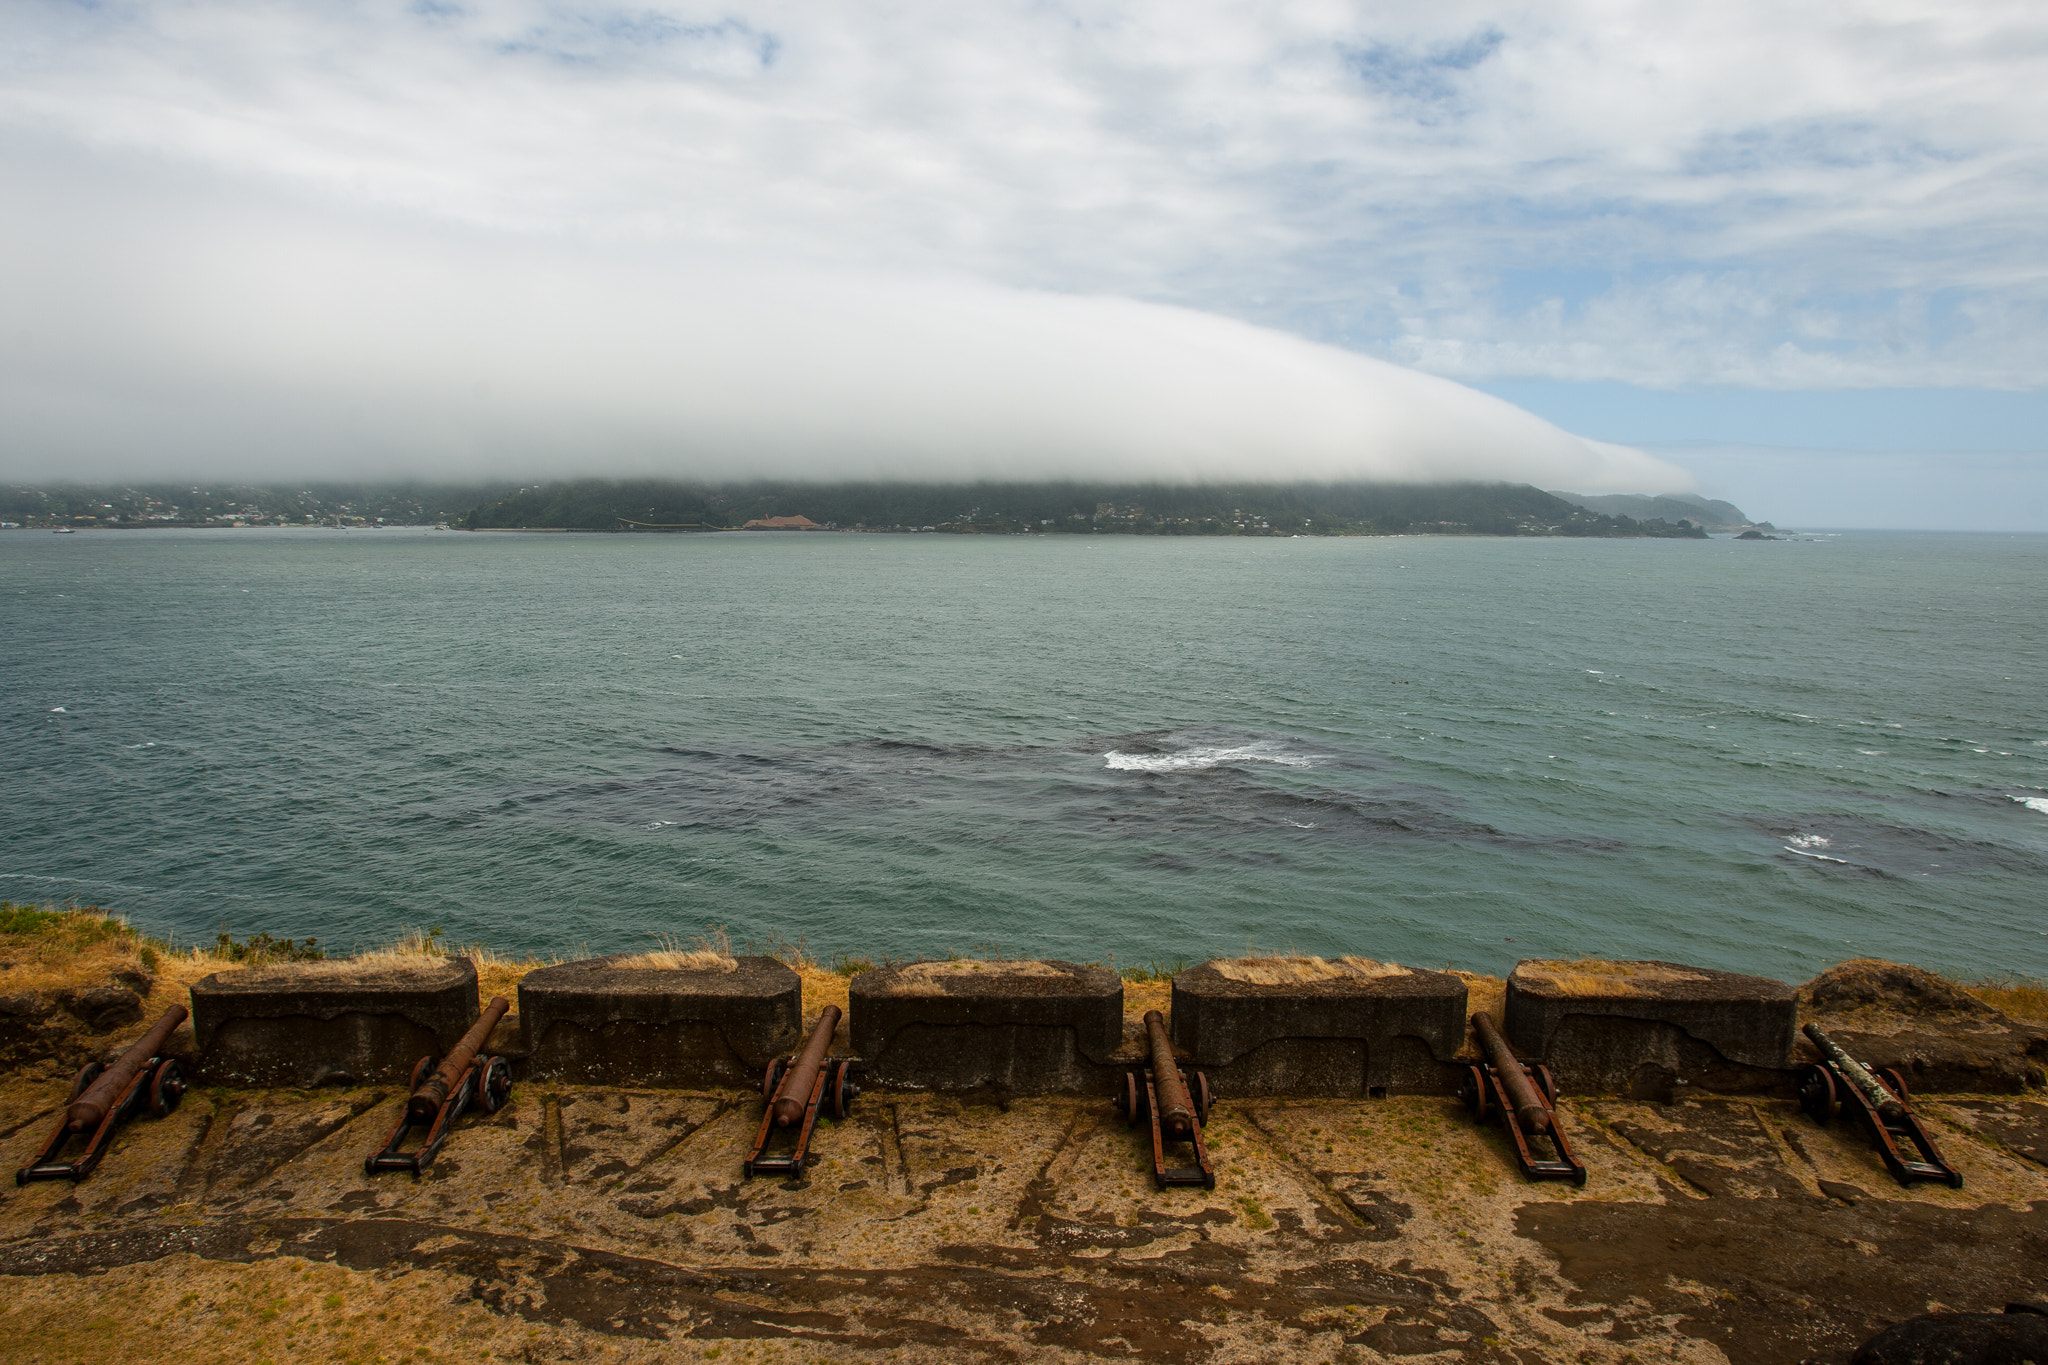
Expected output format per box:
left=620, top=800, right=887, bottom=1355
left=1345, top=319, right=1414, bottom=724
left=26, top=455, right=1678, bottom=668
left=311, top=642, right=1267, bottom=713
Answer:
left=0, top=1073, right=2042, bottom=1364
left=849, top=959, right=1121, bottom=1093
left=188, top=955, right=479, bottom=1086
left=1505, top=958, right=1797, bottom=1097
left=518, top=954, right=800, bottom=1087
left=1169, top=957, right=1467, bottom=1096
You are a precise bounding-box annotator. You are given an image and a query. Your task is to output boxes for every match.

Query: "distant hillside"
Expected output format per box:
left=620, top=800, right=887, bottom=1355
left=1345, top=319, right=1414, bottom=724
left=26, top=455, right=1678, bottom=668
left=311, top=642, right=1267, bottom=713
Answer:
left=1546, top=490, right=1768, bottom=531
left=462, top=480, right=1710, bottom=538
left=0, top=481, right=513, bottom=528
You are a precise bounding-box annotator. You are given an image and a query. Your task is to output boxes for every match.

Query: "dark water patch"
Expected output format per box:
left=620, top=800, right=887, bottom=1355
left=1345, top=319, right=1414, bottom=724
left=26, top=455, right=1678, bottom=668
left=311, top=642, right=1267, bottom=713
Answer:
left=432, top=729, right=1611, bottom=858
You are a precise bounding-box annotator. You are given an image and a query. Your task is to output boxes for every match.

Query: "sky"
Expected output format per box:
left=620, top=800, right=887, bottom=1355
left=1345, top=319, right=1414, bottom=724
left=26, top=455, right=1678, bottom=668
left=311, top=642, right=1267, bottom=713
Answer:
left=3, top=1, right=2045, bottom=524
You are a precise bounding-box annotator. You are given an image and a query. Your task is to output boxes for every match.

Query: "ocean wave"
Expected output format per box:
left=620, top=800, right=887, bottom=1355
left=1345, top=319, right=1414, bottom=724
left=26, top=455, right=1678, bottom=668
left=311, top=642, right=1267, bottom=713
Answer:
left=1784, top=846, right=1851, bottom=864
left=2012, top=795, right=2048, bottom=816
left=1103, top=743, right=1319, bottom=772
left=1785, top=833, right=1831, bottom=851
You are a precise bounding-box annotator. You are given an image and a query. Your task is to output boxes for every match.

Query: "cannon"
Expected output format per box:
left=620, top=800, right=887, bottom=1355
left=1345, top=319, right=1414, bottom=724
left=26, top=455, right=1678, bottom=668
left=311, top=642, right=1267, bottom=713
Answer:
left=1799, top=1022, right=1961, bottom=1188
left=1114, top=1009, right=1215, bottom=1190
left=745, top=1005, right=856, bottom=1178
left=366, top=995, right=514, bottom=1176
left=17, top=1004, right=190, bottom=1185
left=1459, top=1011, right=1586, bottom=1185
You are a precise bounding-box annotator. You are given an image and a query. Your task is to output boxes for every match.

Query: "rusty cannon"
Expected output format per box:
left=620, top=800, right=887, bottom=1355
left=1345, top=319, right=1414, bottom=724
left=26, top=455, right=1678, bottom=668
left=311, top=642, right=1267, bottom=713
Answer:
left=366, top=995, right=514, bottom=1176
left=745, top=1005, right=857, bottom=1178
left=17, top=1004, right=190, bottom=1185
left=1114, top=1009, right=1215, bottom=1190
left=1799, top=1022, right=1961, bottom=1188
left=1459, top=1011, right=1586, bottom=1185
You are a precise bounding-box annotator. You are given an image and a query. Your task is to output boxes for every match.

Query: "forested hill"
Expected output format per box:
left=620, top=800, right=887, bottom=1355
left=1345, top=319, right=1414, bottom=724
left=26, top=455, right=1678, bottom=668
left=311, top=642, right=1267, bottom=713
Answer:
left=464, top=480, right=1709, bottom=537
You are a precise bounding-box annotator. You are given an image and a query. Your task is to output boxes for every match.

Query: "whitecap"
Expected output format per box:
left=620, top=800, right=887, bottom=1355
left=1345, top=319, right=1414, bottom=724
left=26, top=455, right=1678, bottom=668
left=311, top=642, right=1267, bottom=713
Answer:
left=1785, top=833, right=1831, bottom=851
left=2011, top=796, right=2048, bottom=816
left=1856, top=749, right=1885, bottom=756
left=1784, top=846, right=1851, bottom=864
left=48, top=706, right=67, bottom=713
left=1104, top=743, right=1318, bottom=773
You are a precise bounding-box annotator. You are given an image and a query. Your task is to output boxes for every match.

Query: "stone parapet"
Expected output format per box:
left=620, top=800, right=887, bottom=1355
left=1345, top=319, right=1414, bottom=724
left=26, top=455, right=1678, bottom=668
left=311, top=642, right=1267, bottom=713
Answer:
left=1170, top=957, right=1467, bottom=1095
left=850, top=960, right=1121, bottom=1093
left=189, top=956, right=479, bottom=1086
left=518, top=954, right=800, bottom=1087
left=1505, top=959, right=1797, bottom=1097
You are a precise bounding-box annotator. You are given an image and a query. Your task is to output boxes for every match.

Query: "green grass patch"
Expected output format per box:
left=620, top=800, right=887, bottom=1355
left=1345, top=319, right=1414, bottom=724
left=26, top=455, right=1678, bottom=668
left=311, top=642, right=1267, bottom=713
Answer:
left=0, top=902, right=134, bottom=949
left=1119, top=959, right=1188, bottom=983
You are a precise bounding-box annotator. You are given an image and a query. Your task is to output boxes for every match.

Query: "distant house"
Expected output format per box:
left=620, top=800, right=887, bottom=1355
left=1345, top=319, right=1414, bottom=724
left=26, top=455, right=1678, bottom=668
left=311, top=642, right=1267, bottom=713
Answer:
left=741, top=515, right=825, bottom=531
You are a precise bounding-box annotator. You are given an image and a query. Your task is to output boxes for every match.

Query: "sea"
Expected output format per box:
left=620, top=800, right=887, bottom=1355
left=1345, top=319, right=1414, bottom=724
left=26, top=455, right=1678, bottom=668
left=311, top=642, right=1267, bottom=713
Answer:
left=4, top=526, right=2045, bottom=984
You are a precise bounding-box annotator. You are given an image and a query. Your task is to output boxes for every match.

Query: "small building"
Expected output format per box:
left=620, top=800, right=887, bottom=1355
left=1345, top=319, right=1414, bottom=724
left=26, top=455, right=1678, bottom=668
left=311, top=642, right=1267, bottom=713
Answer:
left=741, top=515, right=824, bottom=531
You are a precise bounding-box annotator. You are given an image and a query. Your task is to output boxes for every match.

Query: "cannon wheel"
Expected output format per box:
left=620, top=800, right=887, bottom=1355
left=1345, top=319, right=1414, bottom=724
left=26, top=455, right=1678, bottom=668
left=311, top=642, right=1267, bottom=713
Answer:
left=1115, top=1071, right=1138, bottom=1123
left=1799, top=1065, right=1839, bottom=1124
left=149, top=1058, right=185, bottom=1118
left=762, top=1058, right=788, bottom=1102
left=477, top=1056, right=513, bottom=1114
left=829, top=1061, right=857, bottom=1121
left=1192, top=1072, right=1212, bottom=1127
left=68, top=1062, right=104, bottom=1103
left=409, top=1055, right=438, bottom=1093
left=1460, top=1065, right=1489, bottom=1120
left=1878, top=1068, right=1911, bottom=1104
left=1534, top=1065, right=1560, bottom=1107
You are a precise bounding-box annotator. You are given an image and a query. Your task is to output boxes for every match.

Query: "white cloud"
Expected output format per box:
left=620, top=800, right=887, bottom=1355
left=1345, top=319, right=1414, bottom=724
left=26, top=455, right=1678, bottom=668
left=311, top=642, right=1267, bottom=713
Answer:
left=1, top=0, right=2042, bottom=480
left=0, top=142, right=1688, bottom=490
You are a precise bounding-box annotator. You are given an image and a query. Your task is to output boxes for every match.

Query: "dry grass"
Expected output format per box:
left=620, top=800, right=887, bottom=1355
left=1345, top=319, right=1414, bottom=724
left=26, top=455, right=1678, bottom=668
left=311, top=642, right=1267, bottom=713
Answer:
left=898, top=959, right=1064, bottom=981
left=1514, top=958, right=1707, bottom=998
left=615, top=948, right=738, bottom=972
left=1123, top=976, right=1172, bottom=1032
left=1209, top=955, right=1408, bottom=986
left=0, top=1252, right=698, bottom=1365
left=1961, top=975, right=2048, bottom=1023
left=1447, top=971, right=1505, bottom=1059
left=0, top=905, right=155, bottom=995
left=616, top=927, right=738, bottom=974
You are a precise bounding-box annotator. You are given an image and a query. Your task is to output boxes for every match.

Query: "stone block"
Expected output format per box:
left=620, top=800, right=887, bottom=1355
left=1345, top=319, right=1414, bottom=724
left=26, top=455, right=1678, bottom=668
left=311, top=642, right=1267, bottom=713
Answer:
left=1169, top=957, right=1467, bottom=1096
left=850, top=960, right=1121, bottom=1093
left=1504, top=959, right=1796, bottom=1097
left=519, top=954, right=800, bottom=1087
left=190, top=956, right=479, bottom=1087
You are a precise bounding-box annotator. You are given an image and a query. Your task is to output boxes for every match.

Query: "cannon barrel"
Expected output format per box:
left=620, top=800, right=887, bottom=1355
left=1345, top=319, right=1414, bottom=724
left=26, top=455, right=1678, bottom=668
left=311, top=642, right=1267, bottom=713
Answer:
left=772, top=1006, right=842, bottom=1127
left=67, top=1004, right=188, bottom=1132
left=1144, top=1010, right=1197, bottom=1140
left=1804, top=1023, right=1906, bottom=1120
left=1473, top=1012, right=1550, bottom=1135
left=407, top=996, right=510, bottom=1125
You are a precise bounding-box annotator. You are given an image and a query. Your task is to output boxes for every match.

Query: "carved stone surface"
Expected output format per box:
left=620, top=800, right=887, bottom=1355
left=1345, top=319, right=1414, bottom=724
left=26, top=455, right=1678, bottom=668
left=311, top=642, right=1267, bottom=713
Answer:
left=1170, top=958, right=1468, bottom=1096
left=519, top=954, right=800, bottom=1087
left=190, top=956, right=479, bottom=1086
left=850, top=960, right=1121, bottom=1093
left=1505, top=959, right=1797, bottom=1096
